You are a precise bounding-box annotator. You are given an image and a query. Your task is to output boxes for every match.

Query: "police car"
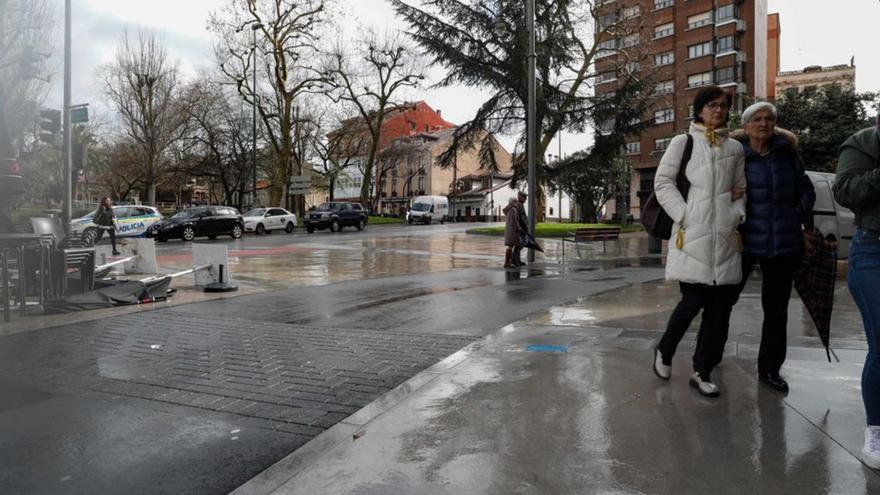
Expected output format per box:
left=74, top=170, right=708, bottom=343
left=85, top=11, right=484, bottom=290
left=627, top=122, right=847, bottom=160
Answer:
left=71, top=205, right=163, bottom=238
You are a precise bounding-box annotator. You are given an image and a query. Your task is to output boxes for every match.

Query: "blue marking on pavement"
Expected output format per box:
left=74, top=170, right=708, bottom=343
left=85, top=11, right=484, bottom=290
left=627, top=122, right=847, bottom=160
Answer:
left=526, top=344, right=568, bottom=353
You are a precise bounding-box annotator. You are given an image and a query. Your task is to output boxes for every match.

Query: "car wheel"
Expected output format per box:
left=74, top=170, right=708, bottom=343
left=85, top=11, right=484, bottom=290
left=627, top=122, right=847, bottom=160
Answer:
left=357, top=218, right=365, bottom=231
left=408, top=218, right=413, bottom=225
left=255, top=224, right=265, bottom=235
left=306, top=226, right=315, bottom=234
left=231, top=224, right=243, bottom=239
left=182, top=226, right=196, bottom=242
left=285, top=222, right=295, bottom=233
left=331, top=218, right=341, bottom=233
left=426, top=217, right=432, bottom=225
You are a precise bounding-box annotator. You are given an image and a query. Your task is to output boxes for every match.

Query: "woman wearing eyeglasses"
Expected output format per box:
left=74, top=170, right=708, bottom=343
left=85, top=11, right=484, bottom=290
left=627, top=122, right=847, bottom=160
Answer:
left=652, top=85, right=747, bottom=398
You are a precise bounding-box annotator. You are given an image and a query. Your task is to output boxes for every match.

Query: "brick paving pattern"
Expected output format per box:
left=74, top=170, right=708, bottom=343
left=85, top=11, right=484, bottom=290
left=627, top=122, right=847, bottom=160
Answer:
left=0, top=309, right=475, bottom=439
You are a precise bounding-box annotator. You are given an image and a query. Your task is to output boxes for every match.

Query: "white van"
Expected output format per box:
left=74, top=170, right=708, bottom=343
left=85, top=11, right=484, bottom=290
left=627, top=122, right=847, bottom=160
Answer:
left=407, top=195, right=449, bottom=225
left=807, top=171, right=856, bottom=259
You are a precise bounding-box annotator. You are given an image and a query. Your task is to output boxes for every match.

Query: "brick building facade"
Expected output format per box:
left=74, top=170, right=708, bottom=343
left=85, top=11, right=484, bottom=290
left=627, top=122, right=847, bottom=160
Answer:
left=595, top=0, right=768, bottom=220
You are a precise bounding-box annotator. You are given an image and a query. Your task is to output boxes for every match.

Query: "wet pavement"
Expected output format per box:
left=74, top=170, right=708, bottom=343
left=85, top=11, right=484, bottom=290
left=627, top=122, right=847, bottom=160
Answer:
left=2, top=225, right=873, bottom=494
left=250, top=292, right=878, bottom=495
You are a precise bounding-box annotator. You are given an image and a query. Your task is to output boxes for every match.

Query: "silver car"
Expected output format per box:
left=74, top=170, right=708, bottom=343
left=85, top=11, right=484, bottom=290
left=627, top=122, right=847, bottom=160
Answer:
left=807, top=171, right=856, bottom=259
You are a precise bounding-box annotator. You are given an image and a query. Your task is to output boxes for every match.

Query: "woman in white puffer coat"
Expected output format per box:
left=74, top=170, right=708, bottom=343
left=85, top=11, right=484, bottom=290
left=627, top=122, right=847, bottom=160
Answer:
left=651, top=86, right=747, bottom=398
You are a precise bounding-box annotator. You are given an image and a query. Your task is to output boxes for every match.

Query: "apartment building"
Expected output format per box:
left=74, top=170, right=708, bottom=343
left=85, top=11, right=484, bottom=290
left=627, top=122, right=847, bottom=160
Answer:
left=776, top=62, right=856, bottom=95
left=595, top=0, right=768, bottom=219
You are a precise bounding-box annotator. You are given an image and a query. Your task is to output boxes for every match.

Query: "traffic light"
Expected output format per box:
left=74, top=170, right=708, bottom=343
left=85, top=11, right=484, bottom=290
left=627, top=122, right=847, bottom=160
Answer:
left=39, top=109, right=61, bottom=145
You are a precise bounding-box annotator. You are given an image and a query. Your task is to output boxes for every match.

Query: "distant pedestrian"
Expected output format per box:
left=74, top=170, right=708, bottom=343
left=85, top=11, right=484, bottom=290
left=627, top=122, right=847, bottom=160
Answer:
left=730, top=102, right=815, bottom=393
left=503, top=195, right=525, bottom=268
left=652, top=85, right=747, bottom=398
left=833, top=123, right=880, bottom=469
left=93, top=197, right=120, bottom=255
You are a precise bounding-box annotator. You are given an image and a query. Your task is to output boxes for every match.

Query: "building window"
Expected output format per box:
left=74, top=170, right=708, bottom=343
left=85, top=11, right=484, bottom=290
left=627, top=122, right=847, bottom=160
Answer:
left=654, top=137, right=673, bottom=151
left=687, top=104, right=694, bottom=120
left=598, top=13, right=618, bottom=30
left=621, top=34, right=640, bottom=48
left=625, top=141, right=641, bottom=155
left=716, top=35, right=739, bottom=54
left=655, top=80, right=674, bottom=95
left=598, top=119, right=616, bottom=134
left=716, top=3, right=741, bottom=23
left=596, top=71, right=617, bottom=84
left=597, top=38, right=618, bottom=57
left=625, top=61, right=640, bottom=74
left=654, top=0, right=674, bottom=11
left=654, top=108, right=674, bottom=124
left=418, top=176, right=425, bottom=192
left=687, top=71, right=713, bottom=88
left=654, top=51, right=674, bottom=66
left=687, top=11, right=712, bottom=29
left=654, top=22, right=674, bottom=39
left=622, top=6, right=640, bottom=19
left=687, top=41, right=712, bottom=59
left=716, top=64, right=744, bottom=85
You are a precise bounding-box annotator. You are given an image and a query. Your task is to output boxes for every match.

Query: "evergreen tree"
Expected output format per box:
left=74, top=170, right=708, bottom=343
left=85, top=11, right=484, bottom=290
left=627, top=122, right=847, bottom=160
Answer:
left=389, top=0, right=654, bottom=185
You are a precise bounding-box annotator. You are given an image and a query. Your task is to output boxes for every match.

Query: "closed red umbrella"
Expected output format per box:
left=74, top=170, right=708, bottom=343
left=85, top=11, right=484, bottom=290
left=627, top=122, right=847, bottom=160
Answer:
left=793, top=228, right=839, bottom=362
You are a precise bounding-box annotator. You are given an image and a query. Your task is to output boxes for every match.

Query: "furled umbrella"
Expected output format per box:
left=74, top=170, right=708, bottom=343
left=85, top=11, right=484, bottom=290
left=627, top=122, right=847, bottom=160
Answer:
left=521, top=231, right=544, bottom=253
left=793, top=228, right=839, bottom=362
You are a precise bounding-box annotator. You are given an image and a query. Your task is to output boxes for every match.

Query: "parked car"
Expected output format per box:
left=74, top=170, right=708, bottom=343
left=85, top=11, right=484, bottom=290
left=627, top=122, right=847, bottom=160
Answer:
left=807, top=171, right=856, bottom=259
left=71, top=205, right=163, bottom=238
left=406, top=195, right=449, bottom=225
left=305, top=202, right=368, bottom=233
left=243, top=207, right=297, bottom=234
left=149, top=206, right=244, bottom=242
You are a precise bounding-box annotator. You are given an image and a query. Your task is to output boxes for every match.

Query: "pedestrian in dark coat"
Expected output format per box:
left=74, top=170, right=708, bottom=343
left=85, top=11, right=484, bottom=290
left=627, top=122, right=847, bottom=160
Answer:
left=93, top=197, right=120, bottom=255
left=503, top=197, right=523, bottom=268
left=731, top=101, right=816, bottom=393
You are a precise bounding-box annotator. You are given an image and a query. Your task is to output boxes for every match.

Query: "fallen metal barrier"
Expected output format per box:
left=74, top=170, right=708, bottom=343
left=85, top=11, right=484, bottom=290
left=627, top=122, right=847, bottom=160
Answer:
left=140, top=243, right=237, bottom=293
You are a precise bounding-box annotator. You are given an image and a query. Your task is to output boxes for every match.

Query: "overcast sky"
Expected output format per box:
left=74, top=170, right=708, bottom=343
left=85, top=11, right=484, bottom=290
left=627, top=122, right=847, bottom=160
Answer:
left=49, top=0, right=880, bottom=156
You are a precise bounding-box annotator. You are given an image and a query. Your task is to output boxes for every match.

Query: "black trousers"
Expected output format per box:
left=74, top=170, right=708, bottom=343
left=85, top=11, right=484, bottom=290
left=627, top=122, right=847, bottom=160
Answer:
left=657, top=282, right=739, bottom=374
left=95, top=226, right=117, bottom=251
left=734, top=252, right=801, bottom=375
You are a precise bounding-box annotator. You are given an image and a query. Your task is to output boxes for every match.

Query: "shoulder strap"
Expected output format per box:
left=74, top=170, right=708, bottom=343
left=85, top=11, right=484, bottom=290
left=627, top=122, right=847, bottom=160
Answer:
left=676, top=134, right=693, bottom=196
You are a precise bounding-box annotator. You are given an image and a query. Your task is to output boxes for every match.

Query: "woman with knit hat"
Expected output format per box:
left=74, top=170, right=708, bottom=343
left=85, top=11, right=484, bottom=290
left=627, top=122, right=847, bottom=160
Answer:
left=730, top=101, right=816, bottom=393
left=652, top=85, right=747, bottom=398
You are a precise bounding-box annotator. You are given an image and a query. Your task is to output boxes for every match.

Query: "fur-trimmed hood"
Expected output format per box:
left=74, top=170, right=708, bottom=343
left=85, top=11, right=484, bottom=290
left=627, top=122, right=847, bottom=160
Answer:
left=731, top=127, right=799, bottom=148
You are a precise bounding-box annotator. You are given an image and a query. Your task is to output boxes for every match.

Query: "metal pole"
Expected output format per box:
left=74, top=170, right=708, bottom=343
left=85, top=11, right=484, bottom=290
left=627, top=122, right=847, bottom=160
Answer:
left=526, top=0, right=537, bottom=261
left=251, top=25, right=259, bottom=208
left=62, top=0, right=72, bottom=232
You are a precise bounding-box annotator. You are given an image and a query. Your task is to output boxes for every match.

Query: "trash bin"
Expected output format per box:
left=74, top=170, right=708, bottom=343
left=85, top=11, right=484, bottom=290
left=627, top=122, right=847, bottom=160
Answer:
left=648, top=235, right=662, bottom=254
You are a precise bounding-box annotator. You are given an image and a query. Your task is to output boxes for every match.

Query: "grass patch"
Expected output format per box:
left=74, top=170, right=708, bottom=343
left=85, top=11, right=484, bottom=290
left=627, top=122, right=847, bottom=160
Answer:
left=368, top=216, right=404, bottom=225
left=467, top=222, right=643, bottom=238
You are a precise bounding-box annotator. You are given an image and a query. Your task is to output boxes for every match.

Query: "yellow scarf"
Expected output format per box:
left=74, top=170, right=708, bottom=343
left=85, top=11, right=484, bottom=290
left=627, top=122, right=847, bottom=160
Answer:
left=705, top=128, right=721, bottom=147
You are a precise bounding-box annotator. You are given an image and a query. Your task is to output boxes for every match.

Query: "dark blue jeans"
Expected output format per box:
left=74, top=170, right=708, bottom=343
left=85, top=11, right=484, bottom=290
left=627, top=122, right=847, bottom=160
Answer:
left=848, top=228, right=880, bottom=426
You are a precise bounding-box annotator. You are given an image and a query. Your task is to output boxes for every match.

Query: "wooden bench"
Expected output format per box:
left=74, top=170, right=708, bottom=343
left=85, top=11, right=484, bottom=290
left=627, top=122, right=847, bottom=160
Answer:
left=561, top=227, right=622, bottom=259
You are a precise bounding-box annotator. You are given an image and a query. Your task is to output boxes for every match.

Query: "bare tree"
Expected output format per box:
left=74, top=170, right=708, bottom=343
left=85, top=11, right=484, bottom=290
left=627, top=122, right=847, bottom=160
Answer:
left=210, top=0, right=328, bottom=215
left=307, top=106, right=366, bottom=201
left=101, top=28, right=189, bottom=205
left=323, top=29, right=424, bottom=211
left=179, top=77, right=257, bottom=210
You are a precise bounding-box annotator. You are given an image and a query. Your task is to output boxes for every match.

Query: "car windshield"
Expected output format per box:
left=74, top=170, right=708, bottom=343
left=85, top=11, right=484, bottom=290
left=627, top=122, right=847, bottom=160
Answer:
left=172, top=209, right=200, bottom=219
left=411, top=203, right=431, bottom=212
left=243, top=208, right=267, bottom=217
left=315, top=203, right=337, bottom=212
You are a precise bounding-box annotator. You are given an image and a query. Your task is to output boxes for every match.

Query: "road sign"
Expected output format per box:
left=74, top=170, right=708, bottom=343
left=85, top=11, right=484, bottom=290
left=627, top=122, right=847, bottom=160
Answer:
left=288, top=185, right=311, bottom=195
left=71, top=105, right=89, bottom=124
left=290, top=175, right=311, bottom=186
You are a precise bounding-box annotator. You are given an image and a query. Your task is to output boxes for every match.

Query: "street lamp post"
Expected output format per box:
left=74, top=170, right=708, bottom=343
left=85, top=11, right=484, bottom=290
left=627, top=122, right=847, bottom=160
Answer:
left=251, top=22, right=263, bottom=208
left=62, top=0, right=72, bottom=231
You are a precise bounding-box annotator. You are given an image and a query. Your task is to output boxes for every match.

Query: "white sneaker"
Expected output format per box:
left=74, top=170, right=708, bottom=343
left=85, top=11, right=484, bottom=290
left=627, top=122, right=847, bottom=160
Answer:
left=689, top=372, right=720, bottom=397
left=863, top=426, right=880, bottom=469
left=653, top=347, right=671, bottom=380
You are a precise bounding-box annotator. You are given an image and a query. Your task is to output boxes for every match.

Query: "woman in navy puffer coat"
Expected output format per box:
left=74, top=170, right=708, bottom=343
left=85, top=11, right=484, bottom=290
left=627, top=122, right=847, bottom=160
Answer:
left=732, top=102, right=815, bottom=393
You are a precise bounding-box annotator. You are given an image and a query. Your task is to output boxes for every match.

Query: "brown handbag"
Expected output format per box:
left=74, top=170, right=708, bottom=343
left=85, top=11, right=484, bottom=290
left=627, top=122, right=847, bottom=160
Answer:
left=640, top=134, right=693, bottom=240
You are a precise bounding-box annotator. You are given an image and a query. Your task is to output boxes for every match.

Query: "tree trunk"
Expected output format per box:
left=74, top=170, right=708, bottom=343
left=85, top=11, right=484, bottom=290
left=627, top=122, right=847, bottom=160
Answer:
left=148, top=183, right=157, bottom=205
